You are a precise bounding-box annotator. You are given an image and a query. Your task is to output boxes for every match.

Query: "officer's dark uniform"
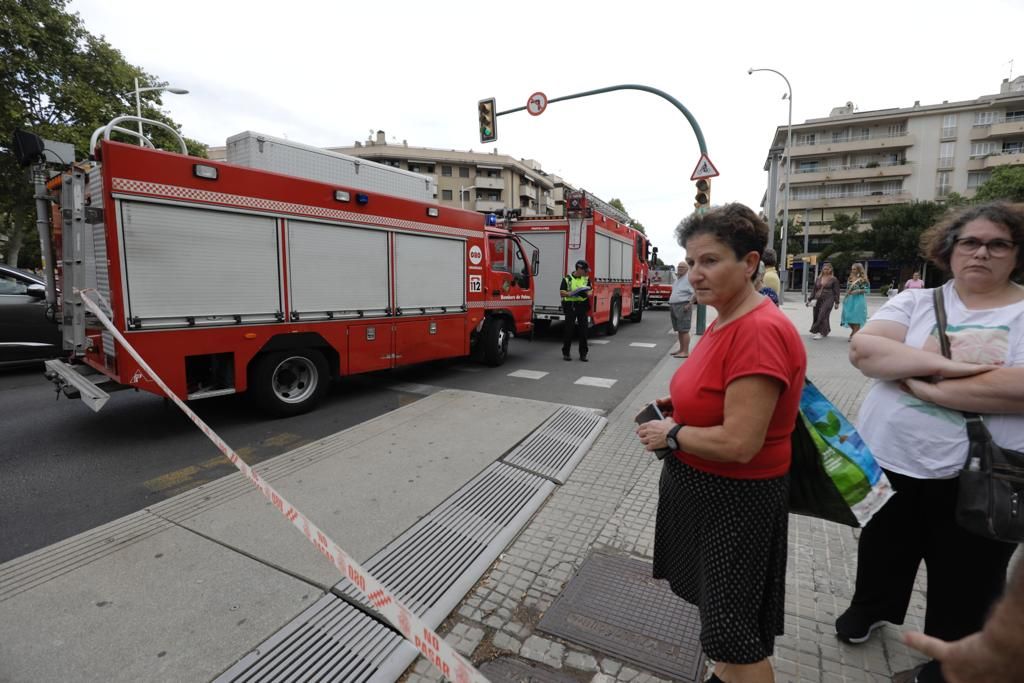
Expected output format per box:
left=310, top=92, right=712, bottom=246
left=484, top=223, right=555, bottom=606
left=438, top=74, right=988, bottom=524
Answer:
left=560, top=260, right=591, bottom=361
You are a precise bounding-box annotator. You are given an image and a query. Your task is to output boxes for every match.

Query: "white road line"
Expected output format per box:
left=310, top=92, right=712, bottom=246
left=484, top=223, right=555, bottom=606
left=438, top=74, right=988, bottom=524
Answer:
left=629, top=342, right=658, bottom=348
left=508, top=369, right=549, bottom=380
left=587, top=340, right=611, bottom=345
left=389, top=382, right=442, bottom=396
left=574, top=376, right=617, bottom=388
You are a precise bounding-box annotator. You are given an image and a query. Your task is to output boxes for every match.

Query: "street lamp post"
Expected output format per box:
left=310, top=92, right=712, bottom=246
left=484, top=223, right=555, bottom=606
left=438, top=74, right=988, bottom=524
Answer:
left=133, top=77, right=189, bottom=146
left=459, top=185, right=477, bottom=210
left=748, top=67, right=793, bottom=298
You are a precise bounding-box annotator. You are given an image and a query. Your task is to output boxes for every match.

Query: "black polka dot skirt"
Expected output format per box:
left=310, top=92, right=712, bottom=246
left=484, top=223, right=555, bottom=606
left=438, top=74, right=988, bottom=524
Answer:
left=652, top=456, right=789, bottom=664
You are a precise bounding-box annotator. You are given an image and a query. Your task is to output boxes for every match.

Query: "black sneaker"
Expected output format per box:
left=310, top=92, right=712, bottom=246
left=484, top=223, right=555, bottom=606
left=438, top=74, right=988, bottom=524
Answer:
left=835, top=608, right=885, bottom=644
left=562, top=353, right=572, bottom=361
left=579, top=356, right=588, bottom=362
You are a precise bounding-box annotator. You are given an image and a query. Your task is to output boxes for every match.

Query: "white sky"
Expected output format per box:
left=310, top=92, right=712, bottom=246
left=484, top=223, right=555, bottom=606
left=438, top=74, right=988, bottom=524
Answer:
left=69, top=0, right=1022, bottom=266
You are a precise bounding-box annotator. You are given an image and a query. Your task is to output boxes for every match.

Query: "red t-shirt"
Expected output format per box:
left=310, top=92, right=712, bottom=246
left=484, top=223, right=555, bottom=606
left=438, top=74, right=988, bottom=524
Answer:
left=668, top=298, right=806, bottom=479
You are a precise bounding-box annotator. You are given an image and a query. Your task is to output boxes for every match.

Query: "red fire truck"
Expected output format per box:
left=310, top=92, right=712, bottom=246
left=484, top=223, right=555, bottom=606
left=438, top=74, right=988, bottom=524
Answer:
left=509, top=191, right=651, bottom=334
left=32, top=120, right=538, bottom=416
left=647, top=265, right=676, bottom=307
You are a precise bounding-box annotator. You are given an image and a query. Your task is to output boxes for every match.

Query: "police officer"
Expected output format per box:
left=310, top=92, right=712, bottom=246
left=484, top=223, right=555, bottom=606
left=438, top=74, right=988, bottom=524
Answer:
left=560, top=260, right=592, bottom=361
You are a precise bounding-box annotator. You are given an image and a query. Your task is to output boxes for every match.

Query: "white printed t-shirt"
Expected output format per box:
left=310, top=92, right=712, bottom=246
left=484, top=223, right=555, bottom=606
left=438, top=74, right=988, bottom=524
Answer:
left=856, top=281, right=1024, bottom=479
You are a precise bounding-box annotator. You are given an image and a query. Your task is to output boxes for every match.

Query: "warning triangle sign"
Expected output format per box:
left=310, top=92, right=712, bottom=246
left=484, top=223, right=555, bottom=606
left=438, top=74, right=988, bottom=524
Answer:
left=690, top=154, right=720, bottom=180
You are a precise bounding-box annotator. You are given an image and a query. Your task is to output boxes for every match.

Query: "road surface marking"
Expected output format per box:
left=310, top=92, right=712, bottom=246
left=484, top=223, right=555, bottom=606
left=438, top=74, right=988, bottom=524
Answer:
left=629, top=342, right=658, bottom=348
left=143, top=465, right=201, bottom=492
left=587, top=340, right=610, bottom=345
left=390, top=382, right=441, bottom=396
left=574, top=376, right=617, bottom=388
left=508, top=369, right=549, bottom=380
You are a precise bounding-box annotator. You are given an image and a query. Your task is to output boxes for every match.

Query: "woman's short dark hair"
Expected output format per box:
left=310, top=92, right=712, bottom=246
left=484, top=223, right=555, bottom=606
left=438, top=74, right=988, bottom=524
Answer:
left=676, top=203, right=768, bottom=262
left=761, top=247, right=778, bottom=267
left=920, top=201, right=1024, bottom=279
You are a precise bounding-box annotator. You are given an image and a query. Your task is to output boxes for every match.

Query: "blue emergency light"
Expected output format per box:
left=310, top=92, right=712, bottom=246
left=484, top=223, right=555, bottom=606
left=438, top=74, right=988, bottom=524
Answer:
left=486, top=213, right=497, bottom=226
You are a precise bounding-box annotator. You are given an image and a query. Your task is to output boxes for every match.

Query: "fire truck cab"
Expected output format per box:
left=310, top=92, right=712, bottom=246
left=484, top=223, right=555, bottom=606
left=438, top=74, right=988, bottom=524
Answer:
left=34, top=119, right=538, bottom=416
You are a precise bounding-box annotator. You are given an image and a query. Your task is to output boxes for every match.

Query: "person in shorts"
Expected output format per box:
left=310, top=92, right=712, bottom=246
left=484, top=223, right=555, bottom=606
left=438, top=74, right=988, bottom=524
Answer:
left=668, top=261, right=694, bottom=358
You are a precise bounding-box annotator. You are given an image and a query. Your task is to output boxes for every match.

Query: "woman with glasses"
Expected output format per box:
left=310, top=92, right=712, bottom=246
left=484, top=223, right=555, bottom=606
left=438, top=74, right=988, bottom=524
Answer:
left=835, top=202, right=1024, bottom=683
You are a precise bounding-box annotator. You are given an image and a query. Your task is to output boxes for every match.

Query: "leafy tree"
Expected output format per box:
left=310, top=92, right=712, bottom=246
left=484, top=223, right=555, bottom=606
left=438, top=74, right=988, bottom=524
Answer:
left=974, top=166, right=1024, bottom=202
left=0, top=0, right=206, bottom=266
left=608, top=197, right=646, bottom=234
left=863, top=201, right=948, bottom=274
left=820, top=212, right=865, bottom=279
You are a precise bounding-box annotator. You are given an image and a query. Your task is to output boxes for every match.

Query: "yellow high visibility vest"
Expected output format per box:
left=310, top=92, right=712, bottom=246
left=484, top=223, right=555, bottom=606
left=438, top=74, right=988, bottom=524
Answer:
left=563, top=274, right=590, bottom=302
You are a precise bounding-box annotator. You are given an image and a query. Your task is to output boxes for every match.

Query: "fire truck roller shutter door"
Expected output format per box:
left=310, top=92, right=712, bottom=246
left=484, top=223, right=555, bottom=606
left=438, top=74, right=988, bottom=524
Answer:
left=394, top=234, right=464, bottom=312
left=287, top=220, right=389, bottom=318
left=523, top=231, right=567, bottom=310
left=595, top=234, right=610, bottom=280
left=119, top=201, right=280, bottom=326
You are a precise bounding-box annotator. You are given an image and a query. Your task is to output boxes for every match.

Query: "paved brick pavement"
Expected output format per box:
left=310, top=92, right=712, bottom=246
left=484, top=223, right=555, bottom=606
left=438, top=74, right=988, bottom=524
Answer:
left=405, top=296, right=945, bottom=683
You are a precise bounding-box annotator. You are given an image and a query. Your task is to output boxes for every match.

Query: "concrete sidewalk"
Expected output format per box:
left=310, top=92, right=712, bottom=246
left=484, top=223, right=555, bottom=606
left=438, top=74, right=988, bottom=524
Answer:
left=406, top=298, right=932, bottom=683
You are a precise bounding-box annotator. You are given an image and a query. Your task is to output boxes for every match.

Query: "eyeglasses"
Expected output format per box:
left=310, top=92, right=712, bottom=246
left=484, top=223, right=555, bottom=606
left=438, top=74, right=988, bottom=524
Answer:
left=953, top=237, right=1018, bottom=258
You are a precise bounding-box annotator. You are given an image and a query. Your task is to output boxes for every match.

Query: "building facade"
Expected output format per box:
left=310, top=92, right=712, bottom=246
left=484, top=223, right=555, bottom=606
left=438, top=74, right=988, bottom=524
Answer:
left=762, top=77, right=1024, bottom=257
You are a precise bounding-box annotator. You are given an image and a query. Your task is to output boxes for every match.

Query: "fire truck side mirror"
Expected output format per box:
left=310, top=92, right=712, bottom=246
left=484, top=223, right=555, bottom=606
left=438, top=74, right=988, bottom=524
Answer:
left=531, top=248, right=540, bottom=277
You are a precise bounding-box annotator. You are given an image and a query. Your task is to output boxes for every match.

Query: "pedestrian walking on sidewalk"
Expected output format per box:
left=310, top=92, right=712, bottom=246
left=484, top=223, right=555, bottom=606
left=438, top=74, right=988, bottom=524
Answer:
left=668, top=261, right=695, bottom=358
left=905, top=270, right=926, bottom=290
left=635, top=204, right=807, bottom=683
left=560, top=260, right=592, bottom=361
left=755, top=262, right=780, bottom=306
left=840, top=262, right=869, bottom=339
left=761, top=247, right=781, bottom=299
left=838, top=201, right=1024, bottom=683
left=807, top=262, right=840, bottom=339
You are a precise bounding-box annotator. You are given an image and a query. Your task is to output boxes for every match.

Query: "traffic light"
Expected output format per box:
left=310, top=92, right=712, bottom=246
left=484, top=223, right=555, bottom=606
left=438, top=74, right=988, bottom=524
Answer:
left=694, top=179, right=710, bottom=212
left=786, top=253, right=794, bottom=269
left=478, top=98, right=497, bottom=144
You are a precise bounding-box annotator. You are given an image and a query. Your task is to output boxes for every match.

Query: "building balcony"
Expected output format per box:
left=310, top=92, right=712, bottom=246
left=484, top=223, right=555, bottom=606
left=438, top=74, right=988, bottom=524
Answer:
left=788, top=161, right=912, bottom=185
left=474, top=176, right=504, bottom=190
left=789, top=132, right=914, bottom=158
left=474, top=199, right=505, bottom=213
left=981, top=149, right=1024, bottom=169
left=788, top=191, right=913, bottom=211
left=519, top=184, right=537, bottom=200
left=970, top=115, right=1024, bottom=140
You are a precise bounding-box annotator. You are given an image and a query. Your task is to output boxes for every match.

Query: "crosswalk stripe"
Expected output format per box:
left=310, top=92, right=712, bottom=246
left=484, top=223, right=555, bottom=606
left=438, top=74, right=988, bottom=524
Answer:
left=574, top=376, right=617, bottom=388
left=587, top=340, right=611, bottom=345
left=629, top=342, right=658, bottom=348
left=508, top=369, right=549, bottom=380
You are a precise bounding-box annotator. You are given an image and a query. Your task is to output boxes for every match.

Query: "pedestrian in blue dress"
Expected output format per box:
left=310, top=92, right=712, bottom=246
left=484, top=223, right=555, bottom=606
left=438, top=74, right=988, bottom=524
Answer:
left=840, top=262, right=869, bottom=339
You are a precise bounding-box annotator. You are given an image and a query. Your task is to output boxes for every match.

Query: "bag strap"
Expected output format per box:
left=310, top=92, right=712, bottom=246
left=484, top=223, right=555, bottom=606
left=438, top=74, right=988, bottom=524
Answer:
left=932, top=288, right=990, bottom=440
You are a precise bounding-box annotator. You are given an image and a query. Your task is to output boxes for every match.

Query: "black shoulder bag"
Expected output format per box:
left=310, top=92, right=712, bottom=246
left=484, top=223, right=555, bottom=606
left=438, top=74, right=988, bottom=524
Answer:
left=933, top=287, right=1024, bottom=542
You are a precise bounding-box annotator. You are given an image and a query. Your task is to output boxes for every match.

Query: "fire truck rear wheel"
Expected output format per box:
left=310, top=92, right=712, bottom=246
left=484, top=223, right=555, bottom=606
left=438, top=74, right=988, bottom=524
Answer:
left=251, top=350, right=329, bottom=417
left=482, top=318, right=510, bottom=366
left=606, top=298, right=621, bottom=336
left=629, top=295, right=644, bottom=322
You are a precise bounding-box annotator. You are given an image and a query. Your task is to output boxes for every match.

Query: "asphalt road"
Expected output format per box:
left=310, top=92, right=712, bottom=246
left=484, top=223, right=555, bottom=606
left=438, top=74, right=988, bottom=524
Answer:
left=0, top=309, right=675, bottom=562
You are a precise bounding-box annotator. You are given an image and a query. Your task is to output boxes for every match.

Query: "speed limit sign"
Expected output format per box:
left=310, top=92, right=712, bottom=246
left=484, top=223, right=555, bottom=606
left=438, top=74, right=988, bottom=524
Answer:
left=527, top=92, right=548, bottom=116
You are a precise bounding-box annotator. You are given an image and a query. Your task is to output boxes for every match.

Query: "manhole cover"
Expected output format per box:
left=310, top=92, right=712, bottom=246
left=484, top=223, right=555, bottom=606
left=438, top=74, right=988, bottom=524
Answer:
left=479, top=657, right=579, bottom=682
left=537, top=552, right=704, bottom=682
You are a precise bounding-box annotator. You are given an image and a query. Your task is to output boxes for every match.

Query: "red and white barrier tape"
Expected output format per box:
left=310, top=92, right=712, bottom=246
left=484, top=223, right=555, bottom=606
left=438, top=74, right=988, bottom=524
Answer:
left=80, top=290, right=489, bottom=683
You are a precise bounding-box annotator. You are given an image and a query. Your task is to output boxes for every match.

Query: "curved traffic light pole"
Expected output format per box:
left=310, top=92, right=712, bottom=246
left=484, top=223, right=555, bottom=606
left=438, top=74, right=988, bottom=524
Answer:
left=497, top=84, right=708, bottom=155
left=498, top=84, right=712, bottom=334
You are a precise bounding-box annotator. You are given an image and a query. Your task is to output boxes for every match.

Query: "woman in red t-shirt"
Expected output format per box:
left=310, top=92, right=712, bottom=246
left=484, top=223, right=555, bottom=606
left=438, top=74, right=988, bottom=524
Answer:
left=636, top=203, right=807, bottom=683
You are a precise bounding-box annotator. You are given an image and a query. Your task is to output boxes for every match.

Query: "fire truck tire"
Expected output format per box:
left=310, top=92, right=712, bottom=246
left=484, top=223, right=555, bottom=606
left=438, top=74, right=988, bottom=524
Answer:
left=606, top=298, right=621, bottom=336
left=481, top=318, right=510, bottom=366
left=629, top=296, right=644, bottom=322
left=250, top=350, right=329, bottom=417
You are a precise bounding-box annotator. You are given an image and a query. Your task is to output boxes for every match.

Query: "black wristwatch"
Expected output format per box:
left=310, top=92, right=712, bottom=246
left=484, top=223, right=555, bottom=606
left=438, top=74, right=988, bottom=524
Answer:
left=666, top=423, right=683, bottom=451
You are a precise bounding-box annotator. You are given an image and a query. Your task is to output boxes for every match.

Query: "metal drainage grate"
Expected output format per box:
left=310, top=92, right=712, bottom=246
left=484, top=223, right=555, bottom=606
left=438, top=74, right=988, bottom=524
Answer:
left=501, top=406, right=605, bottom=483
left=537, top=552, right=704, bottom=683
left=217, top=407, right=606, bottom=683
left=217, top=464, right=554, bottom=683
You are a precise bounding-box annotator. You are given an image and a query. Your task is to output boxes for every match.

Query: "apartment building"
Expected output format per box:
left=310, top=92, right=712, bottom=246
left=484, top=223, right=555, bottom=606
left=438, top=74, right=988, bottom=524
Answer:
left=207, top=131, right=565, bottom=215
left=762, top=76, right=1024, bottom=256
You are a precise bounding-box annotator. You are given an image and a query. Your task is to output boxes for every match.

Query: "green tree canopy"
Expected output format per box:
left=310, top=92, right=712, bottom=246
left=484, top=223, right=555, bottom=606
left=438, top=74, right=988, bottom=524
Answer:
left=865, top=201, right=948, bottom=272
left=974, top=166, right=1024, bottom=202
left=819, top=212, right=865, bottom=280
left=0, top=0, right=205, bottom=266
left=608, top=197, right=646, bottom=234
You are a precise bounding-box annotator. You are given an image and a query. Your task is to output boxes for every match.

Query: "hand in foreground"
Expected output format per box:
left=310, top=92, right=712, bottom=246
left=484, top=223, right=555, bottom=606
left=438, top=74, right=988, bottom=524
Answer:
left=903, top=630, right=1013, bottom=683
left=635, top=417, right=676, bottom=451
left=654, top=396, right=673, bottom=416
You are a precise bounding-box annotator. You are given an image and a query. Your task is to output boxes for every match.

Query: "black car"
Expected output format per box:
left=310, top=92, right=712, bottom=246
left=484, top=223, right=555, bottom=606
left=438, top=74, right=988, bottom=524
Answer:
left=0, top=265, right=62, bottom=366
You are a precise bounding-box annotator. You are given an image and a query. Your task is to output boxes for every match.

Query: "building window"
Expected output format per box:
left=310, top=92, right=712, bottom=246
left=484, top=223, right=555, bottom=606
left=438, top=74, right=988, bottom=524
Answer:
left=938, top=142, right=955, bottom=169
left=832, top=128, right=849, bottom=143
left=936, top=172, right=951, bottom=197
left=941, top=114, right=957, bottom=138
left=887, top=122, right=907, bottom=137
left=967, top=171, right=992, bottom=189
left=459, top=167, right=470, bottom=178
left=1008, top=110, right=1024, bottom=123
left=441, top=165, right=452, bottom=177
left=853, top=127, right=870, bottom=141
left=441, top=189, right=453, bottom=200
left=1004, top=141, right=1024, bottom=154
left=973, top=111, right=996, bottom=126
left=882, top=180, right=902, bottom=195
left=970, top=142, right=997, bottom=158
left=796, top=161, right=819, bottom=173
left=795, top=133, right=816, bottom=146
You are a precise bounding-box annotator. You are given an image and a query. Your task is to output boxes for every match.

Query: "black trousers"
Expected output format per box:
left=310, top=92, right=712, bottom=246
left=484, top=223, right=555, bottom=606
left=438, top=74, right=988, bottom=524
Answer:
left=848, top=469, right=1016, bottom=681
left=561, top=301, right=589, bottom=357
